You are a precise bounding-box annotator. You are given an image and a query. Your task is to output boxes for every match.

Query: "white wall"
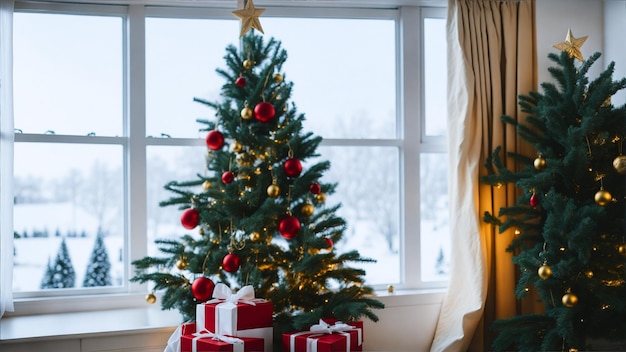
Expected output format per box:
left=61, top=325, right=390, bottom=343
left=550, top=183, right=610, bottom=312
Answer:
left=604, top=0, right=626, bottom=105
left=536, top=0, right=604, bottom=85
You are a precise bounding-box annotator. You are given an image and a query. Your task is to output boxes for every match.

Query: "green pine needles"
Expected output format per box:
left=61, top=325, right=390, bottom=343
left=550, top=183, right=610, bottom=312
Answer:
left=484, top=51, right=626, bottom=351
left=131, top=32, right=383, bottom=335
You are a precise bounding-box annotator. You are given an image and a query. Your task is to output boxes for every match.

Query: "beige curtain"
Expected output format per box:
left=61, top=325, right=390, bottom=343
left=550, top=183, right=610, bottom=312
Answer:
left=431, top=1, right=537, bottom=351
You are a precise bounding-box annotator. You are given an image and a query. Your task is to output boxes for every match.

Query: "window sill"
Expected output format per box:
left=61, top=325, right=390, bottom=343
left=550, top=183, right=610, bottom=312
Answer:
left=0, top=289, right=445, bottom=344
left=0, top=304, right=181, bottom=343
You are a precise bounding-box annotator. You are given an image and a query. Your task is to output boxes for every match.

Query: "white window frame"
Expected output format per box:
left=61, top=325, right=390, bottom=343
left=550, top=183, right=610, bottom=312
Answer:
left=7, top=1, right=447, bottom=316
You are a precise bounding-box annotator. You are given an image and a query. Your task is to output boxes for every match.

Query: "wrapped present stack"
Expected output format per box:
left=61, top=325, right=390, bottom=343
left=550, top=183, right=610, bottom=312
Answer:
left=178, top=283, right=273, bottom=352
left=282, top=319, right=364, bottom=352
left=167, top=282, right=367, bottom=352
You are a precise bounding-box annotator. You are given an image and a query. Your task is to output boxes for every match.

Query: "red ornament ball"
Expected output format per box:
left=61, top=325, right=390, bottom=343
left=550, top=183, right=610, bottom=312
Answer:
left=191, top=277, right=215, bottom=302
left=284, top=158, right=303, bottom=178
left=206, top=130, right=224, bottom=151
left=235, top=77, right=246, bottom=87
left=254, top=102, right=275, bottom=122
left=222, top=171, right=235, bottom=184
left=180, top=208, right=200, bottom=229
left=222, top=253, right=240, bottom=273
left=324, top=237, right=333, bottom=250
left=279, top=215, right=301, bottom=240
left=309, top=182, right=321, bottom=195
left=530, top=194, right=539, bottom=207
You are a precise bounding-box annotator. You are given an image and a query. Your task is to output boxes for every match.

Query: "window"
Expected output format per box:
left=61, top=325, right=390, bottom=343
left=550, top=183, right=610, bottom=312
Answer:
left=13, top=6, right=126, bottom=297
left=8, top=1, right=447, bottom=312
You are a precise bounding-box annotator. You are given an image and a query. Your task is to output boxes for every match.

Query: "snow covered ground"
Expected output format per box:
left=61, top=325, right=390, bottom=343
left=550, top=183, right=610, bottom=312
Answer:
left=13, top=236, right=124, bottom=292
left=13, top=202, right=124, bottom=292
left=13, top=203, right=448, bottom=292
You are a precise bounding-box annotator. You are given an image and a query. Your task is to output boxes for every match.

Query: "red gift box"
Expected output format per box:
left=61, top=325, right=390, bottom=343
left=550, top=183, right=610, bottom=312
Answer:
left=183, top=322, right=198, bottom=335
left=196, top=284, right=273, bottom=351
left=282, top=319, right=364, bottom=352
left=180, top=323, right=265, bottom=352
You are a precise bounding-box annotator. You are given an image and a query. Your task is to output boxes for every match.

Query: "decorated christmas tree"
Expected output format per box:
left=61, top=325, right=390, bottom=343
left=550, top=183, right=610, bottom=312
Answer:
left=130, top=29, right=383, bottom=335
left=483, top=30, right=626, bottom=351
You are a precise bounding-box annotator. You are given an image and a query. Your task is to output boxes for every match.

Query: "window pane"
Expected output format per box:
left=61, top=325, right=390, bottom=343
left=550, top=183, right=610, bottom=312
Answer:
left=423, top=17, right=447, bottom=137
left=147, top=146, right=206, bottom=255
left=262, top=18, right=396, bottom=139
left=13, top=143, right=124, bottom=292
left=420, top=152, right=450, bottom=281
left=13, top=13, right=123, bottom=136
left=318, top=146, right=400, bottom=286
left=145, top=18, right=239, bottom=138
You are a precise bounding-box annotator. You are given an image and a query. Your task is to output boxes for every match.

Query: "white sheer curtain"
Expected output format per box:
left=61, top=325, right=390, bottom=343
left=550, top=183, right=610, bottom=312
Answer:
left=0, top=0, right=14, bottom=319
left=431, top=0, right=536, bottom=351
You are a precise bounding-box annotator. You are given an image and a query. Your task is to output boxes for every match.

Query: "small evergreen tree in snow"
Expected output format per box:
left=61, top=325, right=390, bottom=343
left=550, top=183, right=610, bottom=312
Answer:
left=83, top=231, right=112, bottom=287
left=435, top=246, right=448, bottom=275
left=41, top=238, right=76, bottom=288
left=40, top=258, right=54, bottom=289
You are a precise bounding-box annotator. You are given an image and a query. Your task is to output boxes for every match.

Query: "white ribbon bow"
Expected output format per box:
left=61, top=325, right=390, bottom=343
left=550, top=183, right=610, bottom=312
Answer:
left=309, top=319, right=355, bottom=334
left=206, top=283, right=257, bottom=305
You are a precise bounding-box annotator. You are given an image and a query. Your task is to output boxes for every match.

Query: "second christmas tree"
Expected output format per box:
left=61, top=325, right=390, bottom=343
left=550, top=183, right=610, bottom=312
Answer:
left=484, top=32, right=626, bottom=351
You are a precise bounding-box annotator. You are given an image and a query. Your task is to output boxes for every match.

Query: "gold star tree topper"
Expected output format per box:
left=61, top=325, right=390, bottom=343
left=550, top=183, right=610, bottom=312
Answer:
left=232, top=0, right=265, bottom=38
left=553, top=29, right=588, bottom=62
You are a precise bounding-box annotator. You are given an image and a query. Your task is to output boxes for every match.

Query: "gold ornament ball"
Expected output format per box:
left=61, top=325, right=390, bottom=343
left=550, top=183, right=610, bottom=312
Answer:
left=618, top=243, right=626, bottom=256
left=241, top=106, right=253, bottom=120
left=562, top=292, right=578, bottom=308
left=231, top=141, right=243, bottom=153
left=387, top=285, right=394, bottom=293
left=301, top=203, right=314, bottom=217
left=243, top=59, right=253, bottom=70
left=613, top=155, right=626, bottom=175
left=176, top=258, right=188, bottom=270
left=145, top=292, right=157, bottom=304
left=538, top=264, right=552, bottom=280
left=250, top=231, right=261, bottom=242
left=267, top=184, right=280, bottom=198
left=202, top=180, right=211, bottom=191
left=533, top=156, right=547, bottom=171
left=585, top=269, right=594, bottom=278
left=237, top=152, right=254, bottom=166
left=273, top=73, right=283, bottom=83
left=316, top=192, right=327, bottom=204
left=594, top=189, right=612, bottom=206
